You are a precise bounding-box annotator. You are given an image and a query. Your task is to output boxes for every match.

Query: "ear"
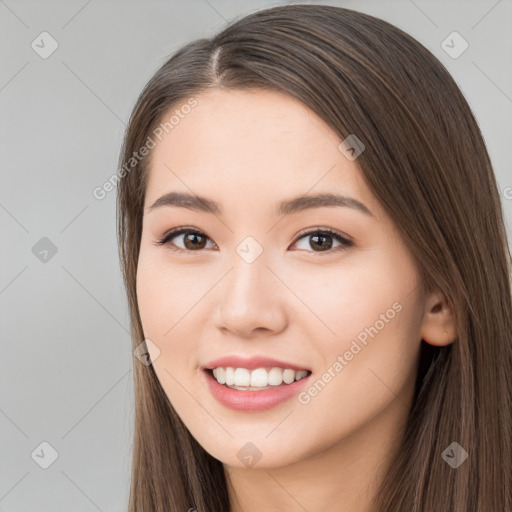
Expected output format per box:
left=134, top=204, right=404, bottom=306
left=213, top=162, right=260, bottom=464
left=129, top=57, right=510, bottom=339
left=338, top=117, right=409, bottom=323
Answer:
left=420, top=290, right=456, bottom=346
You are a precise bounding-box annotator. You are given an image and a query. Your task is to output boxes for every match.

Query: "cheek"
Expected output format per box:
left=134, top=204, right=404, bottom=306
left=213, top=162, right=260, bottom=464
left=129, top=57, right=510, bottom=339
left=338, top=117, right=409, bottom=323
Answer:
left=136, top=245, right=190, bottom=338
left=136, top=254, right=166, bottom=340
left=290, top=249, right=421, bottom=402
left=135, top=253, right=203, bottom=414
left=289, top=250, right=418, bottom=344
left=136, top=248, right=209, bottom=378
left=136, top=249, right=184, bottom=370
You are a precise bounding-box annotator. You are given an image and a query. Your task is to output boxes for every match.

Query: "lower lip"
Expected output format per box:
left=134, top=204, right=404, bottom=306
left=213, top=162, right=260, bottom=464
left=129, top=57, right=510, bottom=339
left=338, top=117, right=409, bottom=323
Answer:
left=203, top=369, right=311, bottom=412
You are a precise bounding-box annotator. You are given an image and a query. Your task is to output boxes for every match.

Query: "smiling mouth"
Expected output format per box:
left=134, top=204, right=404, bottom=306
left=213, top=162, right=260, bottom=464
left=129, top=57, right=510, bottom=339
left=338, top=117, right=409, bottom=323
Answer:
left=205, top=367, right=312, bottom=391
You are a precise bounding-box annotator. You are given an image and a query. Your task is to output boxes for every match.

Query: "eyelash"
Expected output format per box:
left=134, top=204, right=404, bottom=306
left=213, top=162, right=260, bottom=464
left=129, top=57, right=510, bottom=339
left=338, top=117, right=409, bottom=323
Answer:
left=153, top=226, right=353, bottom=257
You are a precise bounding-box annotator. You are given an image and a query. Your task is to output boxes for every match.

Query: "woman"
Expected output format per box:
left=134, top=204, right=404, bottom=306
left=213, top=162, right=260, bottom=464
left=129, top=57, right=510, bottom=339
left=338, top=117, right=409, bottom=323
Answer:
left=117, top=4, right=512, bottom=511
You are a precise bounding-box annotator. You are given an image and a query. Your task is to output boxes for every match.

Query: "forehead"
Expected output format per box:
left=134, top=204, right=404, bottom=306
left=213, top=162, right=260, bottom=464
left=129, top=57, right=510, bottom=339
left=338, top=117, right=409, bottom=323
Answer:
left=150, top=87, right=337, bottom=161
left=144, top=88, right=379, bottom=219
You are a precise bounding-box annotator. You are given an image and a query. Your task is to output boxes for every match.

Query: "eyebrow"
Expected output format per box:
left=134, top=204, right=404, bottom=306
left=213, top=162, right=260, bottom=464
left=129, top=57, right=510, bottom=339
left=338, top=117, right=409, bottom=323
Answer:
left=146, top=191, right=373, bottom=217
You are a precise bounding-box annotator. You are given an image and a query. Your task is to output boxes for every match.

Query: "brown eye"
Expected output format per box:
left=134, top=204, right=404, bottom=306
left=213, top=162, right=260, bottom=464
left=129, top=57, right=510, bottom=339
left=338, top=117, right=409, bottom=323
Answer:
left=182, top=231, right=208, bottom=250
left=309, top=233, right=334, bottom=251
left=154, top=228, right=215, bottom=252
left=291, top=228, right=353, bottom=256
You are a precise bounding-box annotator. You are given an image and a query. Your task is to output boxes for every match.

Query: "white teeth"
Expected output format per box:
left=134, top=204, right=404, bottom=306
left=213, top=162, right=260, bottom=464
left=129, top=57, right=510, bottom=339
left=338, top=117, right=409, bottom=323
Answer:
left=250, top=368, right=268, bottom=387
left=282, top=369, right=295, bottom=384
left=211, top=366, right=310, bottom=389
left=214, top=367, right=226, bottom=384
left=268, top=367, right=283, bottom=386
left=225, top=367, right=235, bottom=386
left=234, top=368, right=251, bottom=386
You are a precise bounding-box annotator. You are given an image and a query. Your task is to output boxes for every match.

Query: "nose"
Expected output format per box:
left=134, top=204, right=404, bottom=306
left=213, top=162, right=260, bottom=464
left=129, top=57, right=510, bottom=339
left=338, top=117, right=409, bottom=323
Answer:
left=213, top=253, right=288, bottom=338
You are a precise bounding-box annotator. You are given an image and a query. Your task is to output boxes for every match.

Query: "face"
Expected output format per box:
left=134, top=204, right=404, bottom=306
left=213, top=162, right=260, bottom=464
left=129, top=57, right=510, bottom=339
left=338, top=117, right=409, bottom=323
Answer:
left=136, top=88, right=427, bottom=469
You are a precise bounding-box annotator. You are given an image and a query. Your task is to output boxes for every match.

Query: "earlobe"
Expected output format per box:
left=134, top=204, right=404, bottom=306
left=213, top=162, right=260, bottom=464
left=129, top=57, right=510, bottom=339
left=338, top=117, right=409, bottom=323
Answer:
left=421, top=291, right=456, bottom=346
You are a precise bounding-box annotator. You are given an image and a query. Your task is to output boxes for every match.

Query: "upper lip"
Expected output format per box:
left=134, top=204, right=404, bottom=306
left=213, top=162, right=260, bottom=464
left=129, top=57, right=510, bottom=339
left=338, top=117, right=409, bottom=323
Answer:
left=202, top=355, right=311, bottom=372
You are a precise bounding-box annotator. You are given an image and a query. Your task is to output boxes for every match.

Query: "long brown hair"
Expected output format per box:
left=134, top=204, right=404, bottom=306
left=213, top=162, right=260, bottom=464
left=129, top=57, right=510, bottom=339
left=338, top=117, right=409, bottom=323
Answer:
left=116, top=4, right=512, bottom=511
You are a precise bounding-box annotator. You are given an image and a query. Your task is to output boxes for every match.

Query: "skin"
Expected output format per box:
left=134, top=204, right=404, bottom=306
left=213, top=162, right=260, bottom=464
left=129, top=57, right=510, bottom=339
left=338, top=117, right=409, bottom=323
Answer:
left=136, top=88, right=455, bottom=512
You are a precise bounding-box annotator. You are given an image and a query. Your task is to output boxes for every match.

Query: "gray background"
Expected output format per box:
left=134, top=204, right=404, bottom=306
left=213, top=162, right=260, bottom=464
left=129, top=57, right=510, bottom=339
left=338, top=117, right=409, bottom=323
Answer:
left=1, top=0, right=511, bottom=510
